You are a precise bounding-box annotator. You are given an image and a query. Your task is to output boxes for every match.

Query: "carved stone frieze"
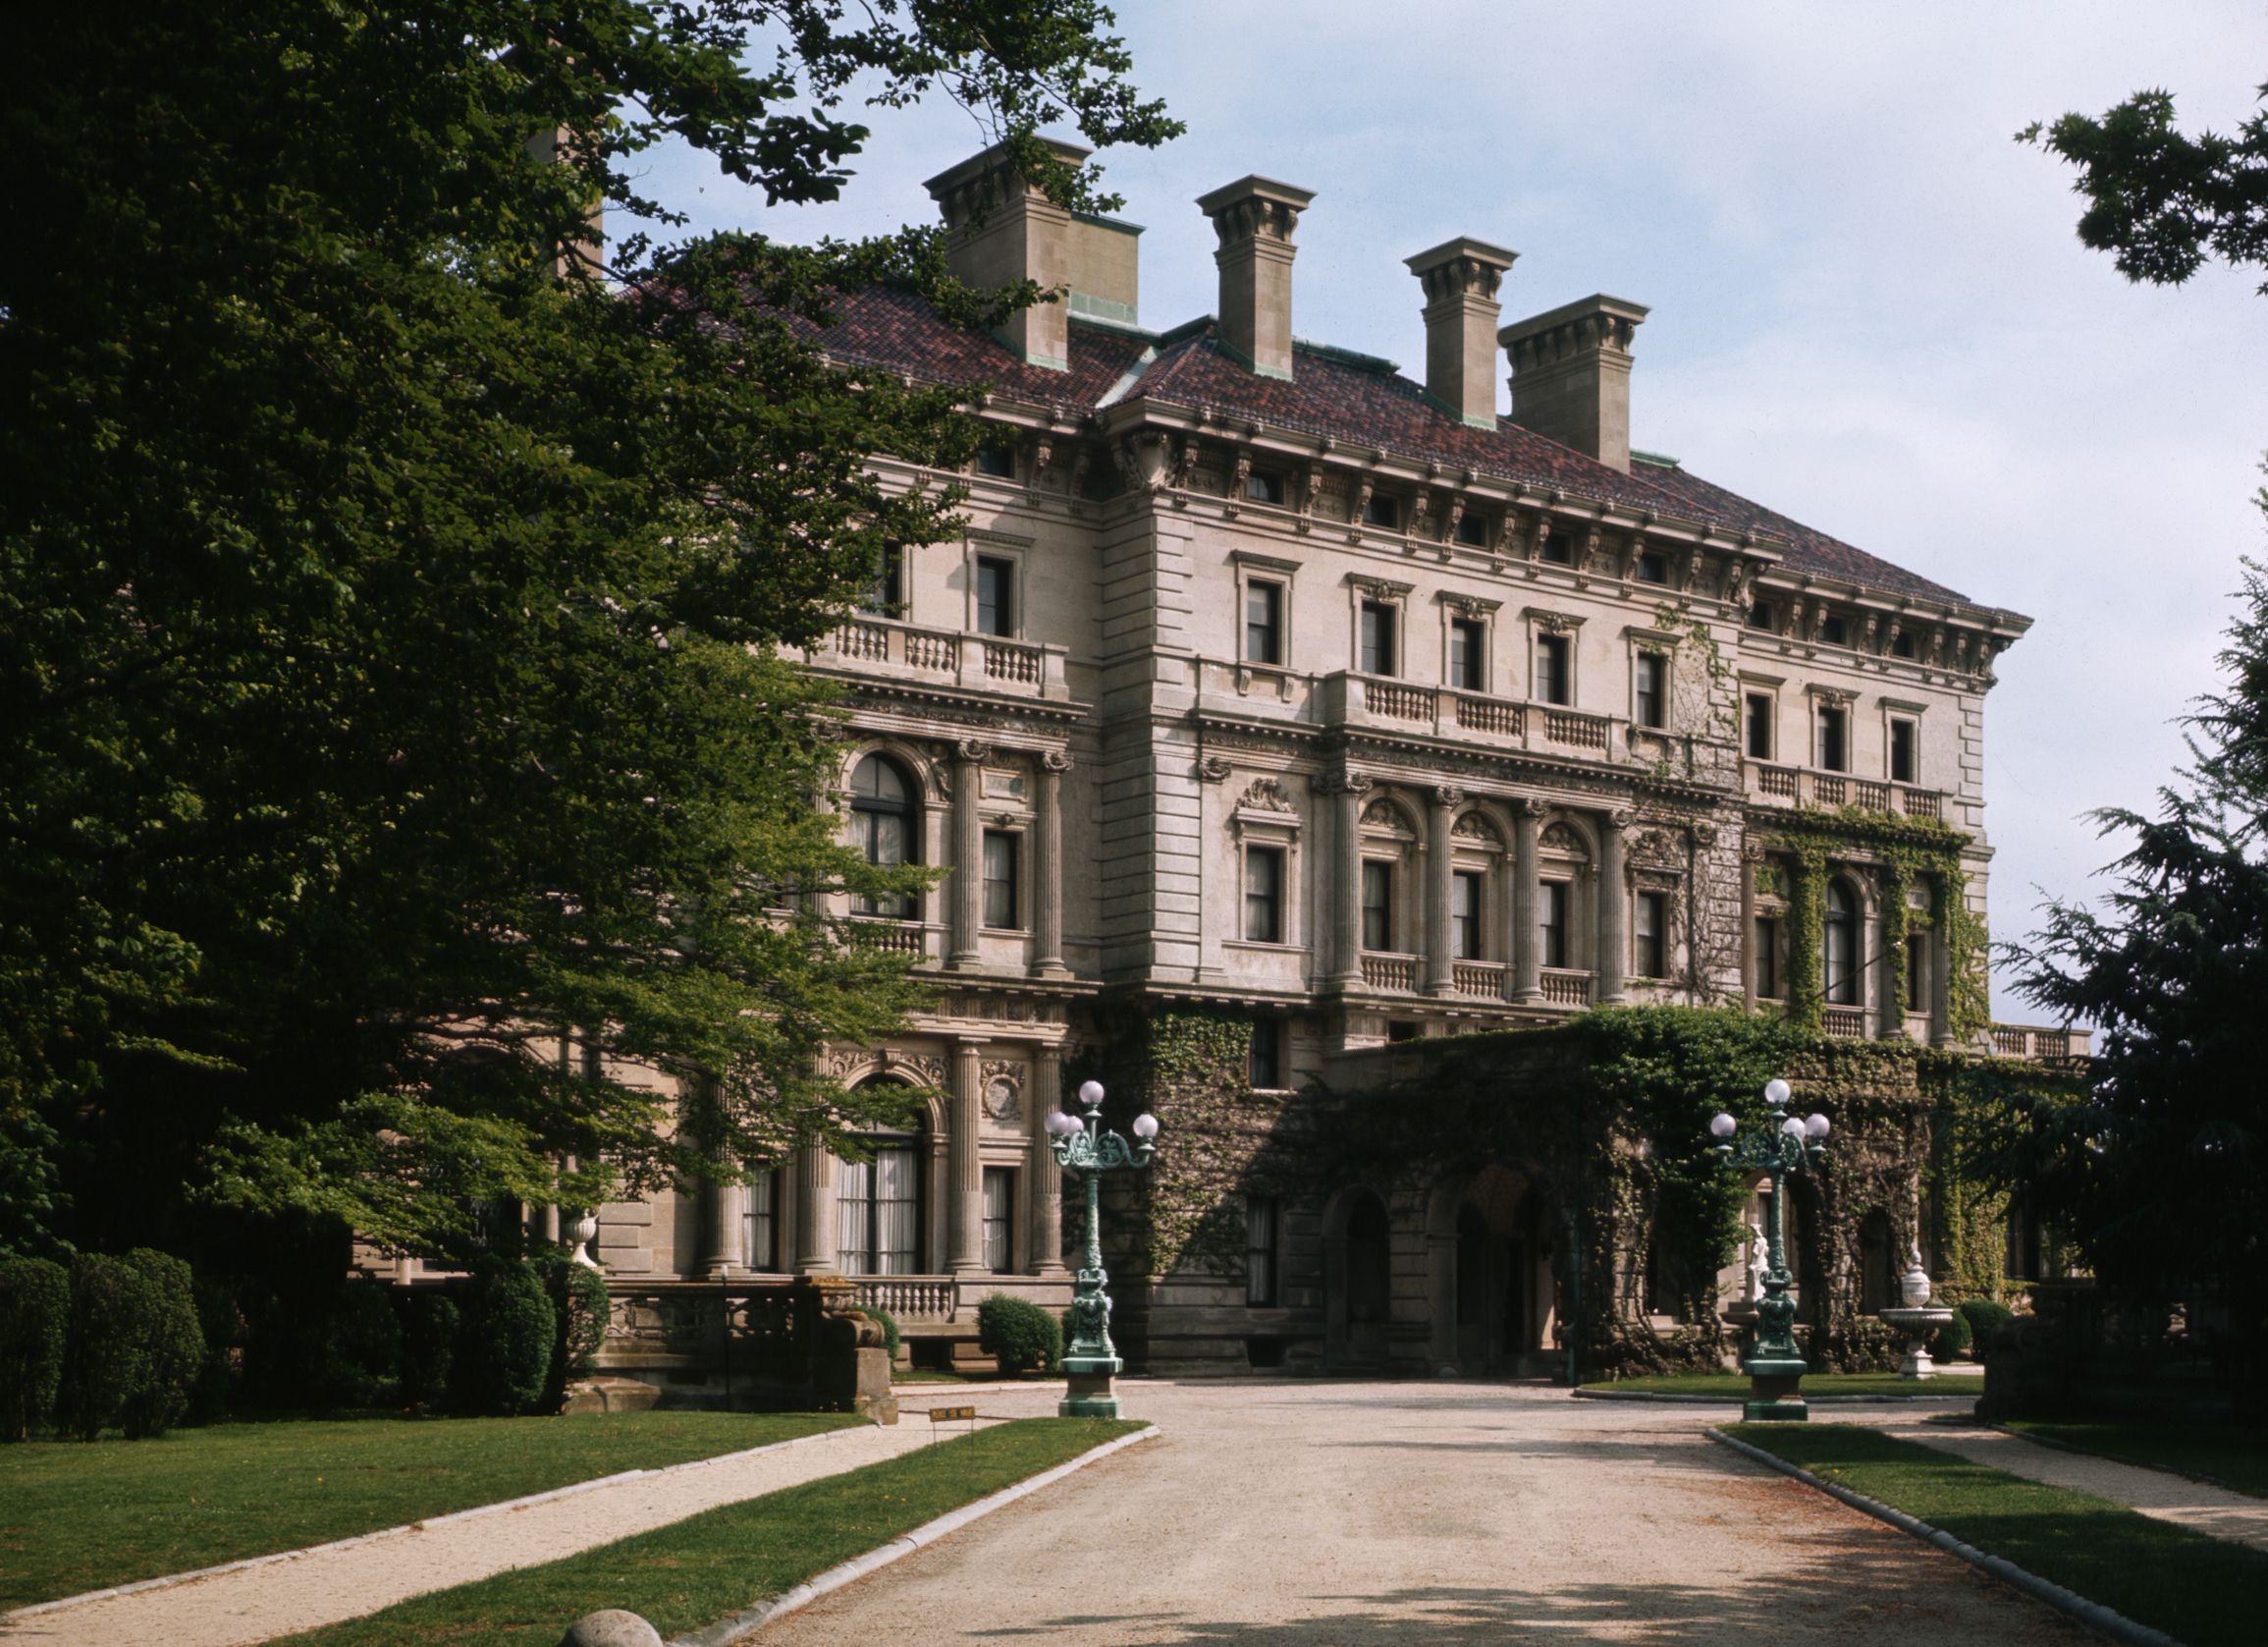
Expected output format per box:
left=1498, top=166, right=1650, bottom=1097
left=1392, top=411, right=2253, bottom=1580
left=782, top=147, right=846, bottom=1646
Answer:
left=1237, top=776, right=1300, bottom=814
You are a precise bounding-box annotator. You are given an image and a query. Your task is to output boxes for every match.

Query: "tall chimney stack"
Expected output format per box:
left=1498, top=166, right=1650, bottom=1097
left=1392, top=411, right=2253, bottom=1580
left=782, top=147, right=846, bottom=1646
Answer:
left=923, top=137, right=1094, bottom=372
left=1404, top=238, right=1519, bottom=427
left=1195, top=176, right=1315, bottom=380
left=1497, top=296, right=1649, bottom=471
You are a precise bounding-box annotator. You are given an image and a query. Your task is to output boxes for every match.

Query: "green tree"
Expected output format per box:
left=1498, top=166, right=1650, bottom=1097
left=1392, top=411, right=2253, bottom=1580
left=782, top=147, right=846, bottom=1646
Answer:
left=2022, top=78, right=2268, bottom=292
left=2, top=3, right=1175, bottom=1261
left=2005, top=547, right=2268, bottom=1326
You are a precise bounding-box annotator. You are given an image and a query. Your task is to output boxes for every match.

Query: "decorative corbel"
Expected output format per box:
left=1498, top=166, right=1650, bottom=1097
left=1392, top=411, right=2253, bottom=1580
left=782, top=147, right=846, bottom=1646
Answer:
left=1348, top=476, right=1375, bottom=542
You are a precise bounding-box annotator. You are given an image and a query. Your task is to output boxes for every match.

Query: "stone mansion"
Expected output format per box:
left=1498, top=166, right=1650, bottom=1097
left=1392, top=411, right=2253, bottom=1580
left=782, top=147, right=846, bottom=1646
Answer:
left=585, top=139, right=2075, bottom=1383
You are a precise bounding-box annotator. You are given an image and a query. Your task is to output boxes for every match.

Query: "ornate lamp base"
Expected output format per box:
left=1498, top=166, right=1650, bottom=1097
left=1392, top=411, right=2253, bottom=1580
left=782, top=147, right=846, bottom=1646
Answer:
left=1059, top=1355, right=1123, bottom=1418
left=1742, top=1355, right=1809, bottom=1422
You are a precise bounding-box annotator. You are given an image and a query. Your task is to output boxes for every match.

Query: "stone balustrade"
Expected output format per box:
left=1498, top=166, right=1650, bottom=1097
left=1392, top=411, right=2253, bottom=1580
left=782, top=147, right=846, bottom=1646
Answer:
left=1745, top=760, right=1943, bottom=821
left=804, top=615, right=1071, bottom=701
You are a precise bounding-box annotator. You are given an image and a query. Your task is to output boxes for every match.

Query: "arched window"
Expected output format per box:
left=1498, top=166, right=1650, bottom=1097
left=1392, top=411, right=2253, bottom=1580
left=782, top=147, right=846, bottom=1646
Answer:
left=850, top=754, right=918, bottom=918
left=837, top=1080, right=925, bottom=1274
left=1823, top=879, right=1860, bottom=1006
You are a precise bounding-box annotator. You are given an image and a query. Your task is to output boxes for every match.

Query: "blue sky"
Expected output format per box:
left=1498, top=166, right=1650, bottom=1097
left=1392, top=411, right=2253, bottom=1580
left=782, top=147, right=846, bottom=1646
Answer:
left=624, top=2, right=2267, bottom=1016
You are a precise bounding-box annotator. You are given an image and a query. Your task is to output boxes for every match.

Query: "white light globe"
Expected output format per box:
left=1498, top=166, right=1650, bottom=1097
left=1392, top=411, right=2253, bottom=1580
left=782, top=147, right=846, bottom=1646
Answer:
left=1763, top=1078, right=1792, bottom=1108
left=1045, top=1111, right=1076, bottom=1136
left=1709, top=1113, right=1738, bottom=1139
left=1805, top=1113, right=1831, bottom=1139
left=1078, top=1079, right=1106, bottom=1107
left=1132, top=1113, right=1160, bottom=1140
left=1780, top=1117, right=1806, bottom=1137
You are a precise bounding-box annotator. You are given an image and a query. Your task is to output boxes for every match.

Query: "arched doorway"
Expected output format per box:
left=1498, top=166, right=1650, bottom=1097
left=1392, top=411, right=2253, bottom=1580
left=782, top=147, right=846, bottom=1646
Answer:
left=1445, top=1166, right=1554, bottom=1375
left=1342, top=1191, right=1392, bottom=1366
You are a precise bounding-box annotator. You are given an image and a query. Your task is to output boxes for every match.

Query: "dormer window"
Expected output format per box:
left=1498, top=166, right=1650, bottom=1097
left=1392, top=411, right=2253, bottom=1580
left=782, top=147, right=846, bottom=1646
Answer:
left=1246, top=468, right=1285, bottom=506
left=1363, top=492, right=1401, bottom=529
left=1635, top=550, right=1670, bottom=584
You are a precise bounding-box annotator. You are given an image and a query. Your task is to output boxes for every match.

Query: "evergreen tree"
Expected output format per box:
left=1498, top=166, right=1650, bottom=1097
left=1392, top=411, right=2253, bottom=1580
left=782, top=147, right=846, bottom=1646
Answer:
left=1, top=3, right=1175, bottom=1258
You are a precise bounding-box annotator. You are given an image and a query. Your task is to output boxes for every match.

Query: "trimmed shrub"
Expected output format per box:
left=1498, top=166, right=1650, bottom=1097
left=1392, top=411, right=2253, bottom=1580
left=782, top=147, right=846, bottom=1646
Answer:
left=0, top=1257, right=69, bottom=1440
left=534, top=1253, right=612, bottom=1409
left=398, top=1290, right=459, bottom=1408
left=320, top=1280, right=404, bottom=1409
left=58, top=1254, right=149, bottom=1440
left=119, top=1249, right=206, bottom=1438
left=977, top=1293, right=1061, bottom=1377
left=856, top=1306, right=900, bottom=1363
left=1930, top=1306, right=1973, bottom=1363
left=452, top=1259, right=555, bottom=1415
left=1958, top=1297, right=2016, bottom=1353
left=188, top=1273, right=240, bottom=1423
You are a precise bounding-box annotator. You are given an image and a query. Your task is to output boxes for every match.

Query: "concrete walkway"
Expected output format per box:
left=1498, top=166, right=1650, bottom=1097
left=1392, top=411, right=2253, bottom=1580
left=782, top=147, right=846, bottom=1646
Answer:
left=760, top=1382, right=2091, bottom=1646
left=1845, top=1411, right=2268, bottom=1552
left=0, top=1399, right=1061, bottom=1647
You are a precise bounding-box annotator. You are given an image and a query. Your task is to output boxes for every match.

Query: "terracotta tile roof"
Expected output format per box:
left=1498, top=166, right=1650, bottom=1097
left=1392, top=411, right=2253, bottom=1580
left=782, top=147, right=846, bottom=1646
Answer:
left=812, top=286, right=1969, bottom=607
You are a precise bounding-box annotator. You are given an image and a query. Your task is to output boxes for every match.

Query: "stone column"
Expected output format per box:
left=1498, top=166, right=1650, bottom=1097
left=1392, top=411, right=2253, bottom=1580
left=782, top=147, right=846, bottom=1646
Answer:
left=948, top=739, right=990, bottom=967
left=1740, top=844, right=1761, bottom=1007
left=702, top=1178, right=743, bottom=1279
left=1032, top=750, right=1071, bottom=976
left=793, top=1143, right=837, bottom=1275
left=1425, top=785, right=1461, bottom=996
left=1323, top=768, right=1371, bottom=988
left=947, top=1038, right=988, bottom=1274
left=1929, top=875, right=1959, bottom=1048
left=1512, top=798, right=1544, bottom=1005
left=1028, top=1043, right=1068, bottom=1276
left=1596, top=809, right=1631, bottom=1005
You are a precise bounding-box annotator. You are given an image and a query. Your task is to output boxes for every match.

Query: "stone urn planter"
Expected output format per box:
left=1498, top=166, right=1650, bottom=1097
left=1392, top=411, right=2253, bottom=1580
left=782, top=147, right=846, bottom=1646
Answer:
left=1877, top=1249, right=1954, bottom=1379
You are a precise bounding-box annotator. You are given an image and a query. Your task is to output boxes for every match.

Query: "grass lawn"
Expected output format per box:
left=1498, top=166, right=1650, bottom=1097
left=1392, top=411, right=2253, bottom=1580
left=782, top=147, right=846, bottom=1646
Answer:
left=273, top=1418, right=1143, bottom=1647
left=1584, top=1371, right=1978, bottom=1400
left=1724, top=1422, right=2268, bottom=1647
left=2007, top=1420, right=2268, bottom=1499
left=0, top=1410, right=858, bottom=1610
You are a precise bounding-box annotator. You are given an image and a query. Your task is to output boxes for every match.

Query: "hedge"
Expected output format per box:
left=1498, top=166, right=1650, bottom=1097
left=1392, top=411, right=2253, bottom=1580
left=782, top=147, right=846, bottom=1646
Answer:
left=977, top=1294, right=1060, bottom=1376
left=453, top=1259, right=555, bottom=1415
left=0, top=1257, right=69, bottom=1441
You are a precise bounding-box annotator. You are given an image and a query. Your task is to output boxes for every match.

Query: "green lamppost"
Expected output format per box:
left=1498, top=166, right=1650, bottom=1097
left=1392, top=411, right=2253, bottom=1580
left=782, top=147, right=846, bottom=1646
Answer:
left=1044, top=1079, right=1158, bottom=1418
left=1710, top=1077, right=1830, bottom=1421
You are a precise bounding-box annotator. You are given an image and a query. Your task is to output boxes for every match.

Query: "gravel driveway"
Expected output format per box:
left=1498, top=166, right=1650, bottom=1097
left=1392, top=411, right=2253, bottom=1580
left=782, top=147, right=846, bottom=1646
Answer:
left=760, top=1380, right=2091, bottom=1646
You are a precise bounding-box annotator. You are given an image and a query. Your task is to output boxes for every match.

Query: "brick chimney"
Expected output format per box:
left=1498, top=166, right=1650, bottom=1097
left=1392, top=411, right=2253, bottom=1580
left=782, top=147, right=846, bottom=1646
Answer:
left=1404, top=238, right=1519, bottom=428
left=1195, top=176, right=1315, bottom=380
left=1497, top=296, right=1650, bottom=471
left=923, top=137, right=1095, bottom=372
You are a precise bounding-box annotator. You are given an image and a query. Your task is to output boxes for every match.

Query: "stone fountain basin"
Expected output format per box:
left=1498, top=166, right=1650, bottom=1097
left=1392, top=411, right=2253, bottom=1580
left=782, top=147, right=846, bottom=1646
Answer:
left=1879, top=1306, right=1954, bottom=1334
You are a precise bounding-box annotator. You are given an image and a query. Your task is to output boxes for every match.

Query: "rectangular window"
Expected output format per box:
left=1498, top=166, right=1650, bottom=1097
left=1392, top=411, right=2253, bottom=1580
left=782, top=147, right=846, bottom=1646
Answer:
left=1907, top=932, right=1926, bottom=1014
left=743, top=1168, right=781, bottom=1272
left=1536, top=633, right=1571, bottom=705
left=1248, top=1018, right=1283, bottom=1089
left=1635, top=653, right=1667, bottom=729
left=982, top=830, right=1019, bottom=929
left=1635, top=891, right=1667, bottom=978
left=1755, top=916, right=1782, bottom=1000
left=1363, top=492, right=1401, bottom=528
left=1892, top=630, right=1917, bottom=659
left=1456, top=511, right=1489, bottom=546
left=1450, top=618, right=1485, bottom=691
left=1360, top=602, right=1397, bottom=676
left=1747, top=600, right=1775, bottom=631
left=1539, top=526, right=1572, bottom=566
left=975, top=555, right=1014, bottom=636
left=1245, top=468, right=1284, bottom=505
left=1246, top=1196, right=1279, bottom=1306
left=1818, top=704, right=1849, bottom=772
left=982, top=1168, right=1014, bottom=1274
left=1635, top=549, right=1670, bottom=584
left=1245, top=580, right=1284, bottom=665
left=1539, top=880, right=1569, bottom=968
left=1243, top=847, right=1285, bottom=944
left=1889, top=718, right=1917, bottom=784
left=974, top=443, right=1015, bottom=477
left=837, top=1143, right=922, bottom=1275
left=1820, top=614, right=1850, bottom=646
left=1452, top=870, right=1484, bottom=961
left=1745, top=692, right=1774, bottom=759
left=861, top=544, right=903, bottom=615
left=1361, top=860, right=1394, bottom=953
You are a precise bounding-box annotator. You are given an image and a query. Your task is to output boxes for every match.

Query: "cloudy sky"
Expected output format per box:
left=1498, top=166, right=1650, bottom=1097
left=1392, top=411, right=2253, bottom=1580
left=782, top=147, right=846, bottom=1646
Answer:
left=630, top=2, right=2266, bottom=1016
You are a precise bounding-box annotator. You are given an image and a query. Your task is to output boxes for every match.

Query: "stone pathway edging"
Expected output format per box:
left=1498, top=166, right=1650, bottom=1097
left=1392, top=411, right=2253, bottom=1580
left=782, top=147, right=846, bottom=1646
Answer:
left=1706, top=1426, right=2179, bottom=1647
left=1573, top=1387, right=1976, bottom=1405
left=1, top=1423, right=864, bottom=1622
left=670, top=1424, right=1161, bottom=1647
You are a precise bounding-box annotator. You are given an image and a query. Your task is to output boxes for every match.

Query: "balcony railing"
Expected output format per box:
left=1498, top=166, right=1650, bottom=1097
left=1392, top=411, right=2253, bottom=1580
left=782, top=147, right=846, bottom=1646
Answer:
left=1746, top=760, right=1945, bottom=822
left=847, top=917, right=929, bottom=957
left=804, top=616, right=1071, bottom=701
left=850, top=1276, right=957, bottom=1322
left=1539, top=967, right=1593, bottom=1008
left=1360, top=951, right=1420, bottom=992
left=1986, top=1023, right=2089, bottom=1062
left=1322, top=673, right=1623, bottom=762
left=1452, top=960, right=1505, bottom=999
left=1822, top=1005, right=1869, bottom=1039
